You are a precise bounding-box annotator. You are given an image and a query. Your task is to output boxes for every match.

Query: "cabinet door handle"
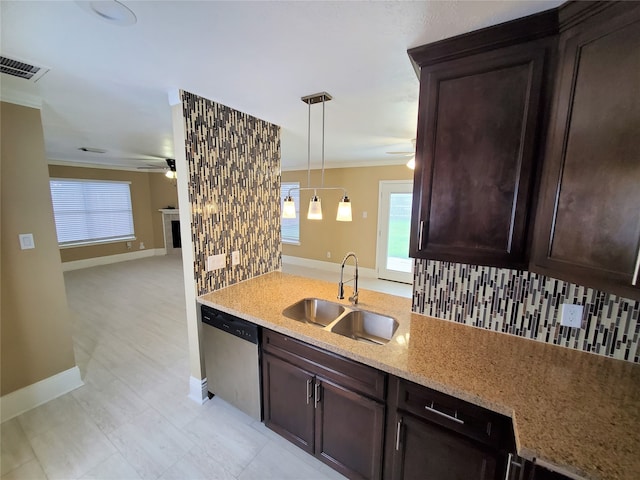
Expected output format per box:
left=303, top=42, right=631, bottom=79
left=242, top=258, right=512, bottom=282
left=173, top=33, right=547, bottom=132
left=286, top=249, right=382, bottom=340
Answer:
left=504, top=453, right=524, bottom=480
left=306, top=379, right=312, bottom=405
left=424, top=402, right=464, bottom=425
left=395, top=419, right=402, bottom=451
left=314, top=382, right=321, bottom=409
left=418, top=220, right=424, bottom=250
left=632, top=243, right=640, bottom=286
left=505, top=453, right=513, bottom=480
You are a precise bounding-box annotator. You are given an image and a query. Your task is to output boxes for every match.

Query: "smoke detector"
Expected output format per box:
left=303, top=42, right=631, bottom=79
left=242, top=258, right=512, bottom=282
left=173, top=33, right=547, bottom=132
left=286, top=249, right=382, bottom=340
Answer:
left=0, top=56, right=49, bottom=83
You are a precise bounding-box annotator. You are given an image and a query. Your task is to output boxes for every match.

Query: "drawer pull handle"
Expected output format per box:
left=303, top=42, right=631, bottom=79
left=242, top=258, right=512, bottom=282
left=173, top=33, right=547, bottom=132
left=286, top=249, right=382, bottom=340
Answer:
left=504, top=453, right=523, bottom=480
left=418, top=220, right=424, bottom=250
left=632, top=243, right=640, bottom=286
left=306, top=379, right=312, bottom=405
left=314, top=382, right=321, bottom=409
left=505, top=453, right=513, bottom=480
left=424, top=401, right=464, bottom=425
left=395, top=419, right=402, bottom=451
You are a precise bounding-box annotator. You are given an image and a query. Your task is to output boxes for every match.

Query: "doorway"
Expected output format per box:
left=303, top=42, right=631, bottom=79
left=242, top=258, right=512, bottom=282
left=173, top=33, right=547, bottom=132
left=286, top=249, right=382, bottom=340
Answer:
left=376, top=181, right=413, bottom=284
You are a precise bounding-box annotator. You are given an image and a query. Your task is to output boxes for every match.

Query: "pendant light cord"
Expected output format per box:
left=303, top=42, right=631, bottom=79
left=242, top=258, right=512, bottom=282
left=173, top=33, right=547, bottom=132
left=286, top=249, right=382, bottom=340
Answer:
left=307, top=100, right=311, bottom=188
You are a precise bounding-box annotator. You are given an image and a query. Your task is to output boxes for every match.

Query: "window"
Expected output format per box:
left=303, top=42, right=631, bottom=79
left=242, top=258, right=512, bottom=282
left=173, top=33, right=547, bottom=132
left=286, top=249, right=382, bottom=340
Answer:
left=281, top=181, right=300, bottom=244
left=50, top=178, right=135, bottom=247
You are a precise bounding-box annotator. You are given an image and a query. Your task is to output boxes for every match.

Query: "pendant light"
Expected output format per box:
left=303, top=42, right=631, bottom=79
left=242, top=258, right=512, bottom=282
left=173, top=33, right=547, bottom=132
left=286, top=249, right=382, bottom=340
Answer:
left=336, top=195, right=352, bottom=222
left=282, top=195, right=296, bottom=218
left=307, top=193, right=323, bottom=220
left=281, top=92, right=353, bottom=222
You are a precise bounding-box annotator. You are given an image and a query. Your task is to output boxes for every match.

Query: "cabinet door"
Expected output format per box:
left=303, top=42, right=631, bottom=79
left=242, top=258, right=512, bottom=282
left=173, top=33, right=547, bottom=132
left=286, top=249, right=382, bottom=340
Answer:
left=315, top=378, right=385, bottom=480
left=532, top=4, right=640, bottom=300
left=262, top=353, right=315, bottom=454
left=410, top=40, right=550, bottom=269
left=390, top=412, right=503, bottom=480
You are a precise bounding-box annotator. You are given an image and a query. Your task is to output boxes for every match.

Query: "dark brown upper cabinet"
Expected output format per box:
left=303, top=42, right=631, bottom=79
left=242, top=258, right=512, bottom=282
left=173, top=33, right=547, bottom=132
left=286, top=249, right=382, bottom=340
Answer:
left=408, top=11, right=558, bottom=269
left=531, top=2, right=640, bottom=300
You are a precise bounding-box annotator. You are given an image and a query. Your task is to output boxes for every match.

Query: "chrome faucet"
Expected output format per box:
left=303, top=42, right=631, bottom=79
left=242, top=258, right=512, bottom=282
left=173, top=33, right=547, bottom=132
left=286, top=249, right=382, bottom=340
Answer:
left=338, top=252, right=359, bottom=304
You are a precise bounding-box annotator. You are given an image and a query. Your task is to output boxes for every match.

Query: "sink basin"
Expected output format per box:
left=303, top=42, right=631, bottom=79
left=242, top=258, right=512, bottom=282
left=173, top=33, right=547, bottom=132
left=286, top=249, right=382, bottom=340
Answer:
left=282, top=298, right=346, bottom=327
left=330, top=310, right=399, bottom=345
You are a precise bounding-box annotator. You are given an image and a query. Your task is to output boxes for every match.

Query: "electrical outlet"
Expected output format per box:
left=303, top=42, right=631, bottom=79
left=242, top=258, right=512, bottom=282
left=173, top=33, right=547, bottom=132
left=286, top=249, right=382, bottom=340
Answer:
left=362, top=211, right=368, bottom=219
left=207, top=254, right=226, bottom=271
left=560, top=303, right=584, bottom=328
left=139, top=242, right=145, bottom=250
left=232, top=251, right=240, bottom=266
left=326, top=251, right=331, bottom=259
left=126, top=241, right=132, bottom=250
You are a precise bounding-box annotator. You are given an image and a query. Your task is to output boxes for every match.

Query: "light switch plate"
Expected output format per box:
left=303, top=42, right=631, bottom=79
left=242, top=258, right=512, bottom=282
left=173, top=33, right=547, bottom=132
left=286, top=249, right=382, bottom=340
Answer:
left=19, top=233, right=35, bottom=250
left=207, top=254, right=226, bottom=271
left=560, top=303, right=584, bottom=328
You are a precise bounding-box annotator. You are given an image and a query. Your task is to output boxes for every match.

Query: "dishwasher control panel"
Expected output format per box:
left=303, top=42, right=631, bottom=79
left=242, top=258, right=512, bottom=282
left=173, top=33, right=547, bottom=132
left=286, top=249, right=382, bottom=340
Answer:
left=201, top=305, right=260, bottom=344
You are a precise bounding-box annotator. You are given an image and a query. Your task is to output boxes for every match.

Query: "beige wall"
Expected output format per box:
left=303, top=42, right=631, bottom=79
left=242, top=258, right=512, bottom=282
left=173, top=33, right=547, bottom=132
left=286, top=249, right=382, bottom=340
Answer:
left=282, top=164, right=413, bottom=269
left=48, top=165, right=178, bottom=263
left=1, top=101, right=76, bottom=395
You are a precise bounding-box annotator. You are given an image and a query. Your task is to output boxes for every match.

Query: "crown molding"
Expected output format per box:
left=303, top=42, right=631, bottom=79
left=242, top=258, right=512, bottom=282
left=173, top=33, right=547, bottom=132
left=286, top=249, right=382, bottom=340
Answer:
left=48, top=158, right=165, bottom=173
left=0, top=87, right=43, bottom=109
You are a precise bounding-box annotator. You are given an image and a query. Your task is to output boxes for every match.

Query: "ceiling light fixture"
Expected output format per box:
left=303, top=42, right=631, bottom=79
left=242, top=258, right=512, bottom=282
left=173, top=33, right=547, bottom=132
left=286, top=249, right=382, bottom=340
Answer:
left=406, top=156, right=415, bottom=170
left=78, top=147, right=107, bottom=154
left=76, top=1, right=137, bottom=27
left=282, top=92, right=352, bottom=222
left=165, top=158, right=177, bottom=179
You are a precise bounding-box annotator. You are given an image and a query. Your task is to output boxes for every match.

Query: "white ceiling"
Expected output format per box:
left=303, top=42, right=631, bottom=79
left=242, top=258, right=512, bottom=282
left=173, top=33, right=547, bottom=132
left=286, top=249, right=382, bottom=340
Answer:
left=1, top=0, right=563, bottom=172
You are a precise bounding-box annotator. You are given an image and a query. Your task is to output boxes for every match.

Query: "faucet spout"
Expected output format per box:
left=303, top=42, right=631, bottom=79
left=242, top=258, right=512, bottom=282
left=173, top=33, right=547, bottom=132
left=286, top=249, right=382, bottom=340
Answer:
left=338, top=252, right=359, bottom=305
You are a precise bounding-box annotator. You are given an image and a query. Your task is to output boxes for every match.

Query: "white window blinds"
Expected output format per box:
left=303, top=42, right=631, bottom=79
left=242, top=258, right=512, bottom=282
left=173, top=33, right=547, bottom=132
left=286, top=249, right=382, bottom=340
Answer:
left=281, top=181, right=300, bottom=244
left=50, top=178, right=135, bottom=247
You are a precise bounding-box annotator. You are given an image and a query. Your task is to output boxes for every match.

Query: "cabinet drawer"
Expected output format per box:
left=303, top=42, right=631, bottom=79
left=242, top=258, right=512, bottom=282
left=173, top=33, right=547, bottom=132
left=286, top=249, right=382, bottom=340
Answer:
left=262, top=329, right=386, bottom=401
left=394, top=378, right=512, bottom=449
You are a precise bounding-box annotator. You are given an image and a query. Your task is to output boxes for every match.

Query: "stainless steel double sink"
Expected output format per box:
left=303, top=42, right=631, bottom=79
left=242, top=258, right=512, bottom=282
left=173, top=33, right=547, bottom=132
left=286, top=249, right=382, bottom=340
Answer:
left=282, top=298, right=399, bottom=345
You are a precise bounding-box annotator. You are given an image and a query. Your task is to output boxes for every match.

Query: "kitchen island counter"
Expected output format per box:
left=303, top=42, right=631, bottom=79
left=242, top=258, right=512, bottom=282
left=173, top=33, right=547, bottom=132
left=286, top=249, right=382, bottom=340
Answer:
left=199, top=272, right=640, bottom=480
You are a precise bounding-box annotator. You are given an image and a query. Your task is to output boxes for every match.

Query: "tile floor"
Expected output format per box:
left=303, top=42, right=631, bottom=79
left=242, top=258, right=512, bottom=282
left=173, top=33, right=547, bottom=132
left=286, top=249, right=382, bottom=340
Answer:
left=1, top=256, right=347, bottom=480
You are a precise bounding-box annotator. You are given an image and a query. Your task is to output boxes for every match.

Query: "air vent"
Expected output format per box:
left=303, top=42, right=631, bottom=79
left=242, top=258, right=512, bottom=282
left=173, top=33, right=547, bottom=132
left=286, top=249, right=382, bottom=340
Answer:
left=0, top=56, right=49, bottom=83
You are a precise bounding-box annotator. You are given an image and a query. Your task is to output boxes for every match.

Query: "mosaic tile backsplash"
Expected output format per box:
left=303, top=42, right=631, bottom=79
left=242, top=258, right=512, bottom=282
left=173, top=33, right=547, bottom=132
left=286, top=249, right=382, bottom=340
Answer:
left=181, top=91, right=281, bottom=295
left=413, top=259, right=640, bottom=363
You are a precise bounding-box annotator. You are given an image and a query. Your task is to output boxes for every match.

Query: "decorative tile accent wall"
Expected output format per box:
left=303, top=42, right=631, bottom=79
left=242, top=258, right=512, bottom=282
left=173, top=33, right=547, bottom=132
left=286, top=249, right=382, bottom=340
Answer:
left=181, top=91, right=281, bottom=295
left=413, top=259, right=640, bottom=363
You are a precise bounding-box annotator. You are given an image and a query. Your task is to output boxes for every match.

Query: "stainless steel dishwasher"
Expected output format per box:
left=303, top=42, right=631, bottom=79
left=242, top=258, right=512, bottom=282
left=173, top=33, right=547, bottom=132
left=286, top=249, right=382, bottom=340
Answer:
left=201, top=305, right=262, bottom=420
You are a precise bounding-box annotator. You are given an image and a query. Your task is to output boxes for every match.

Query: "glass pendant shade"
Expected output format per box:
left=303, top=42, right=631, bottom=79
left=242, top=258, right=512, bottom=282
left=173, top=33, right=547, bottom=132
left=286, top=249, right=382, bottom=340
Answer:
left=406, top=156, right=415, bottom=170
left=282, top=196, right=296, bottom=218
left=336, top=196, right=352, bottom=222
left=307, top=195, right=323, bottom=220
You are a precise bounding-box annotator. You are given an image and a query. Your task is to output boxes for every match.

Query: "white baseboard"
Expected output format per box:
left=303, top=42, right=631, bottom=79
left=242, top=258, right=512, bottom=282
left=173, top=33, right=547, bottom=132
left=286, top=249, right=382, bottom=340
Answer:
left=62, top=248, right=166, bottom=272
left=0, top=366, right=84, bottom=422
left=188, top=376, right=209, bottom=405
left=282, top=255, right=377, bottom=278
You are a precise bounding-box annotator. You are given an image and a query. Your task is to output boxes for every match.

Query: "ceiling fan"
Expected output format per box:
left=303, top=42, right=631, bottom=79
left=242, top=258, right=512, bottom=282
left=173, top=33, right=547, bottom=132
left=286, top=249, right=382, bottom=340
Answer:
left=136, top=158, right=177, bottom=178
left=386, top=138, right=416, bottom=169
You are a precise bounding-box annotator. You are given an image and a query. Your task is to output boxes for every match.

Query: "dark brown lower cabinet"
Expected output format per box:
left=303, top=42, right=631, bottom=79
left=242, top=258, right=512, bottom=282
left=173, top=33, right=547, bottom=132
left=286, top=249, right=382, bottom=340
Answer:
left=390, top=411, right=502, bottom=480
left=261, top=330, right=386, bottom=480
left=262, top=352, right=315, bottom=454
left=385, top=376, right=514, bottom=480
left=315, top=378, right=385, bottom=479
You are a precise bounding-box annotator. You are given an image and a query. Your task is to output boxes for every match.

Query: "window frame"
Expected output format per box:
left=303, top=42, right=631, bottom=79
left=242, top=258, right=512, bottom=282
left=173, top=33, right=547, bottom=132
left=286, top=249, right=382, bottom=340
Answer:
left=49, top=178, right=136, bottom=248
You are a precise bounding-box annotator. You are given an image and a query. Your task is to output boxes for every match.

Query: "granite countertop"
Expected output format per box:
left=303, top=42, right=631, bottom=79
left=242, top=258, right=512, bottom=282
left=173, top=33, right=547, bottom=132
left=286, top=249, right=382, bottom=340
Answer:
left=198, top=272, right=640, bottom=480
